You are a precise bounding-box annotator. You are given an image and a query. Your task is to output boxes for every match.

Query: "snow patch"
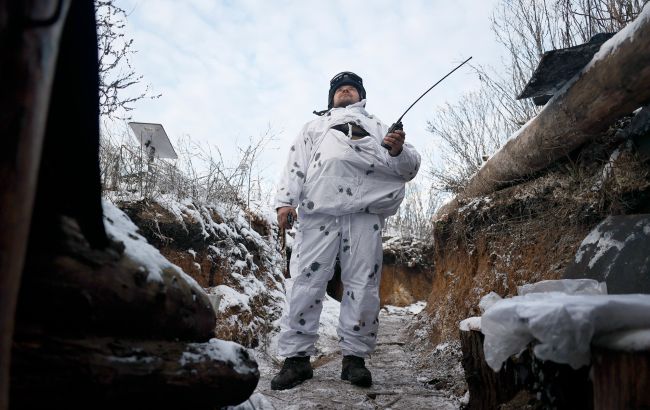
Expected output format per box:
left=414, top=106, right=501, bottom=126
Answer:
left=593, top=147, right=623, bottom=191
left=225, top=393, right=273, bottom=410
left=181, top=338, right=257, bottom=374
left=574, top=217, right=639, bottom=272
left=459, top=316, right=482, bottom=332
left=209, top=285, right=251, bottom=312
left=585, top=4, right=650, bottom=71
left=383, top=301, right=427, bottom=315
left=106, top=355, right=158, bottom=364
left=102, top=199, right=203, bottom=294
left=594, top=328, right=650, bottom=352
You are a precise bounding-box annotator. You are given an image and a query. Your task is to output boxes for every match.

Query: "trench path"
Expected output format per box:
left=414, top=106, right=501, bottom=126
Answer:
left=244, top=306, right=461, bottom=409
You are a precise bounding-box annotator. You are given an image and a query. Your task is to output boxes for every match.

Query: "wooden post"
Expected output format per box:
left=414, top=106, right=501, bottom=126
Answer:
left=460, top=329, right=522, bottom=409
left=460, top=327, right=593, bottom=408
left=0, top=2, right=70, bottom=408
left=592, top=347, right=650, bottom=409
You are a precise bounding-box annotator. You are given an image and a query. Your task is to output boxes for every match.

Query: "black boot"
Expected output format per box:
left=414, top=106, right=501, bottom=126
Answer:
left=271, top=356, right=313, bottom=390
left=341, top=355, right=372, bottom=387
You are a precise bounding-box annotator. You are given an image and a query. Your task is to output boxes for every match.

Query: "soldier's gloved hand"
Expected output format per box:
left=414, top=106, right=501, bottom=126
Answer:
left=383, top=130, right=405, bottom=156
left=277, top=206, right=297, bottom=229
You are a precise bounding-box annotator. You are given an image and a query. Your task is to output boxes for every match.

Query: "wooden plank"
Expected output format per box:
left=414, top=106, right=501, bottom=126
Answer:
left=0, top=1, right=71, bottom=408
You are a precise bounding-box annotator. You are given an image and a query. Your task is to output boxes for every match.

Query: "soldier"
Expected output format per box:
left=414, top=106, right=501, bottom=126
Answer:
left=272, top=71, right=421, bottom=390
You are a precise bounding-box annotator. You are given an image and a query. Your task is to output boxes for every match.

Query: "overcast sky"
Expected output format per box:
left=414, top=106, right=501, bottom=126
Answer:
left=114, top=0, right=505, bottom=191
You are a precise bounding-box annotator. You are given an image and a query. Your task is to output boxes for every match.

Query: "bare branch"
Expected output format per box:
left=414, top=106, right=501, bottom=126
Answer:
left=95, top=0, right=161, bottom=120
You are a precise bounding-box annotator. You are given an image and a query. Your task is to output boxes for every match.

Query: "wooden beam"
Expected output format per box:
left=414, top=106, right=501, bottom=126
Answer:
left=0, top=1, right=70, bottom=408
left=17, top=217, right=217, bottom=342
left=437, top=7, right=650, bottom=218
left=10, top=335, right=259, bottom=409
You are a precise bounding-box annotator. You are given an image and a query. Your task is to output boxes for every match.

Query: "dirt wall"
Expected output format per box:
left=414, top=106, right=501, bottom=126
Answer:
left=379, top=263, right=433, bottom=306
left=425, top=130, right=650, bottom=344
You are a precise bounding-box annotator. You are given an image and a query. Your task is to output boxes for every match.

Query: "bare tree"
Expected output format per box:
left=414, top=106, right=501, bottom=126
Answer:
left=490, top=0, right=648, bottom=97
left=384, top=181, right=442, bottom=240
left=427, top=0, right=648, bottom=194
left=95, top=0, right=160, bottom=119
left=427, top=83, right=524, bottom=193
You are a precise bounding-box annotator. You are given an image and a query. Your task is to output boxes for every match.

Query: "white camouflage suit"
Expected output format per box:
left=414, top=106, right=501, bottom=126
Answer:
left=275, top=100, right=421, bottom=358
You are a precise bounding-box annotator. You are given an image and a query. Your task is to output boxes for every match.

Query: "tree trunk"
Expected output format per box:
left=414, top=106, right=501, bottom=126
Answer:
left=10, top=334, right=259, bottom=409
left=438, top=8, right=650, bottom=218
left=592, top=347, right=650, bottom=410
left=0, top=1, right=71, bottom=408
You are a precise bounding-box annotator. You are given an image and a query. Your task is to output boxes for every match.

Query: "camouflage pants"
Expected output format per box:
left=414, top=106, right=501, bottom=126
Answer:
left=278, top=211, right=383, bottom=358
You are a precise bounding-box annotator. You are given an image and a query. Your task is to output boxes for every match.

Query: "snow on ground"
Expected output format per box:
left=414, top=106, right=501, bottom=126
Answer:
left=181, top=338, right=258, bottom=375
left=233, top=300, right=465, bottom=409
left=382, top=300, right=427, bottom=315
left=458, top=196, right=492, bottom=214
left=104, top=192, right=465, bottom=408
left=382, top=236, right=433, bottom=268
left=103, top=198, right=265, bottom=378
left=165, top=195, right=286, bottom=346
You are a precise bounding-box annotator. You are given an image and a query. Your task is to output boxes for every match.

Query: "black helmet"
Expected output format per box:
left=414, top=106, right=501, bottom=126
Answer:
left=328, top=71, right=366, bottom=109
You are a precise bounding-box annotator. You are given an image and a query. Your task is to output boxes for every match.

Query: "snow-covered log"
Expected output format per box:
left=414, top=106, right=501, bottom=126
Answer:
left=17, top=217, right=217, bottom=342
left=10, top=335, right=259, bottom=408
left=438, top=5, right=650, bottom=218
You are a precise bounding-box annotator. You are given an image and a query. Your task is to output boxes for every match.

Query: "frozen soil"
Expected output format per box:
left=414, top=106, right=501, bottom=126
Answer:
left=235, top=303, right=466, bottom=409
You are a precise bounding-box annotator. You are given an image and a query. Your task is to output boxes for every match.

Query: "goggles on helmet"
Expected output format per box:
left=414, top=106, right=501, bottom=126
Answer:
left=330, top=71, right=363, bottom=87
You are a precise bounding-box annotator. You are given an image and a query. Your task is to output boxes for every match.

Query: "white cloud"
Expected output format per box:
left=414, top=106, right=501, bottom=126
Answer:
left=115, top=0, right=504, bottom=187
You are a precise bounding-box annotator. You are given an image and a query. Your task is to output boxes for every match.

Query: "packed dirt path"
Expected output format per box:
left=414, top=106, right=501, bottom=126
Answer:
left=239, top=304, right=463, bottom=409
